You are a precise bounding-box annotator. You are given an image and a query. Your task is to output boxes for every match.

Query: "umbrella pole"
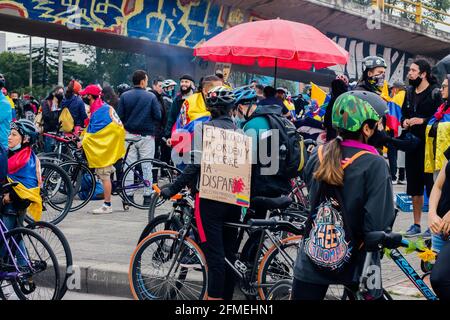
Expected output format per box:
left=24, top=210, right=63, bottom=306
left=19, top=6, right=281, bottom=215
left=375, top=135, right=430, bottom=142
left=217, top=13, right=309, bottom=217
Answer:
left=273, top=58, right=278, bottom=87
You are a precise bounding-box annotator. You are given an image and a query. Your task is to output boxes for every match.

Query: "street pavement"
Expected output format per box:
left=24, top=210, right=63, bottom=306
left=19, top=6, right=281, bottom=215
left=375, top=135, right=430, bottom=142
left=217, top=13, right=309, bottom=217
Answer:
left=54, top=182, right=431, bottom=300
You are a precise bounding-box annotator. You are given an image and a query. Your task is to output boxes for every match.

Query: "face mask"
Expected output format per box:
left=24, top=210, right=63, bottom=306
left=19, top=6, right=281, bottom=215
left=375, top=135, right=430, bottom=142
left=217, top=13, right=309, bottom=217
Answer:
left=368, top=73, right=385, bottom=89
left=9, top=143, right=21, bottom=152
left=55, top=93, right=64, bottom=102
left=12, top=98, right=18, bottom=103
left=233, top=115, right=246, bottom=129
left=82, top=97, right=91, bottom=105
left=409, top=76, right=423, bottom=88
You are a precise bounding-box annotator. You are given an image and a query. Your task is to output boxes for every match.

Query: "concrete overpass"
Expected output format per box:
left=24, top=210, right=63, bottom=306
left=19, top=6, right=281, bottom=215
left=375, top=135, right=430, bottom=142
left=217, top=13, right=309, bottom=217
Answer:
left=0, top=0, right=448, bottom=86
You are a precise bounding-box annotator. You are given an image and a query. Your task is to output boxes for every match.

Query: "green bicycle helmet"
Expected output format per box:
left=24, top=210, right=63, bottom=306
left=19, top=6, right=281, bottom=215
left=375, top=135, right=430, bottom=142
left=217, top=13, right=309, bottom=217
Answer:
left=332, top=90, right=388, bottom=132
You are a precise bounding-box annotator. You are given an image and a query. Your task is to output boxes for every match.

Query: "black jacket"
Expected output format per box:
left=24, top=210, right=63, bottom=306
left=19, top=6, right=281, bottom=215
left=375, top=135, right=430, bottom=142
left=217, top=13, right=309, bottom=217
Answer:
left=166, top=116, right=236, bottom=195
left=41, top=99, right=60, bottom=133
left=117, top=87, right=162, bottom=136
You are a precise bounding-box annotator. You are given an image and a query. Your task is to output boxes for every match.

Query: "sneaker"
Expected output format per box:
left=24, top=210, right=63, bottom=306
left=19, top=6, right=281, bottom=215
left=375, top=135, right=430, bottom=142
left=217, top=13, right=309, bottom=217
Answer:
left=92, top=204, right=113, bottom=214
left=404, top=224, right=421, bottom=237
left=179, top=250, right=202, bottom=270
left=392, top=178, right=398, bottom=185
left=422, top=228, right=431, bottom=239
left=397, top=179, right=406, bottom=185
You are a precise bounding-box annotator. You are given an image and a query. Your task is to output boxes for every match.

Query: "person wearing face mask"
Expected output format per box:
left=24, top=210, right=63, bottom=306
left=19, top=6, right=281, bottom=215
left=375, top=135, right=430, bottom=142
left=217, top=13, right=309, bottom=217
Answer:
left=41, top=86, right=64, bottom=152
left=355, top=56, right=387, bottom=94
left=164, top=74, right=195, bottom=142
left=402, top=59, right=442, bottom=238
left=292, top=91, right=395, bottom=300
left=61, top=80, right=88, bottom=135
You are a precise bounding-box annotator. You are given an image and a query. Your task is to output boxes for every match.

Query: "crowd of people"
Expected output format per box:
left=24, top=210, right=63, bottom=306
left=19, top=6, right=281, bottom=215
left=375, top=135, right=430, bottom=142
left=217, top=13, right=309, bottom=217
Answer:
left=0, top=54, right=449, bottom=301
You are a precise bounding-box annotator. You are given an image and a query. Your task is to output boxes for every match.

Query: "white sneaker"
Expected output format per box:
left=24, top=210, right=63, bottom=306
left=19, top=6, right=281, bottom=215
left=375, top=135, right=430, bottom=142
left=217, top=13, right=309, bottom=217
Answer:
left=92, top=204, right=113, bottom=214
left=392, top=178, right=398, bottom=185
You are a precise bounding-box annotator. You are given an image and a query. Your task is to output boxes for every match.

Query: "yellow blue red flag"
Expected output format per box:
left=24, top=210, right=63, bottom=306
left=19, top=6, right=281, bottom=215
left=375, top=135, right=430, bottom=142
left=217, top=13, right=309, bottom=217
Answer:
left=7, top=147, right=42, bottom=221
left=82, top=105, right=125, bottom=169
left=425, top=104, right=450, bottom=173
left=310, top=82, right=330, bottom=107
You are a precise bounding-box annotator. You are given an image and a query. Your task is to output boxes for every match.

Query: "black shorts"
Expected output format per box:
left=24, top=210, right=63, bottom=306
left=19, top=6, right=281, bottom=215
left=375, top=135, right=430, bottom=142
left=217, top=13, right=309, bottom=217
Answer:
left=405, top=143, right=434, bottom=196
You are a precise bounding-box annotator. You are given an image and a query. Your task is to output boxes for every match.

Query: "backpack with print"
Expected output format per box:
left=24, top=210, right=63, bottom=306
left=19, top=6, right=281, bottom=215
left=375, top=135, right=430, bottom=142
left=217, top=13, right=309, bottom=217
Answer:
left=303, top=145, right=370, bottom=272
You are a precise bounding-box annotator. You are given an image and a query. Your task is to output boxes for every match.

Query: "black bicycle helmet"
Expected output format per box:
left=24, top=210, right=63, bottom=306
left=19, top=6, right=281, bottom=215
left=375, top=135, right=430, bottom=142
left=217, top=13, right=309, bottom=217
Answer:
left=116, top=83, right=131, bottom=96
left=362, top=56, right=387, bottom=71
left=10, top=119, right=39, bottom=144
left=206, top=86, right=235, bottom=107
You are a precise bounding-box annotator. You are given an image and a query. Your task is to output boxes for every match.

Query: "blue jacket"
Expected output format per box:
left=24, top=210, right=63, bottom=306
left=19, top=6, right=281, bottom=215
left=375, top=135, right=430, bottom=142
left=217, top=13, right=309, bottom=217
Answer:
left=117, top=87, right=162, bottom=136
left=61, top=95, right=88, bottom=127
left=0, top=92, right=12, bottom=149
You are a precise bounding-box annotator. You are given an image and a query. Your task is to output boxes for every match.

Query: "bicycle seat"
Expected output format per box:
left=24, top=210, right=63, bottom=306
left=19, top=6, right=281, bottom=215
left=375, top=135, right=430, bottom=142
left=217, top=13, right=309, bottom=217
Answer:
left=125, top=136, right=142, bottom=143
left=251, top=196, right=292, bottom=210
left=364, top=231, right=403, bottom=252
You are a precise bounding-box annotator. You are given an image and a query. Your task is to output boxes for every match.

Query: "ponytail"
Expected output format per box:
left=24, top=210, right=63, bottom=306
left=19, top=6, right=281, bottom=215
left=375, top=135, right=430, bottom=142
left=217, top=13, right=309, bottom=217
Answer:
left=313, top=137, right=344, bottom=186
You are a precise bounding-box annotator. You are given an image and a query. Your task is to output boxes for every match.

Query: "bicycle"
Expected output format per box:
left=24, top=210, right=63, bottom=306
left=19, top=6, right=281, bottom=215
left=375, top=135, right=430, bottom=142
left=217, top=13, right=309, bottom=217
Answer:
left=0, top=182, right=61, bottom=300
left=43, top=135, right=178, bottom=213
left=129, top=190, right=304, bottom=300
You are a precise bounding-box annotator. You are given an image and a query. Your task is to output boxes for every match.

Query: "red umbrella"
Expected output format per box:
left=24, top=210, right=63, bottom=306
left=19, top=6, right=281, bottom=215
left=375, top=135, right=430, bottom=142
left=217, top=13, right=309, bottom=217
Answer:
left=194, top=19, right=349, bottom=85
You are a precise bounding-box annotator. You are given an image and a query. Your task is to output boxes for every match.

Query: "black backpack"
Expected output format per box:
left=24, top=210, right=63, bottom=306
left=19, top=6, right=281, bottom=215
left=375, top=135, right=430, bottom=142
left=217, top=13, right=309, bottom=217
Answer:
left=252, top=112, right=306, bottom=179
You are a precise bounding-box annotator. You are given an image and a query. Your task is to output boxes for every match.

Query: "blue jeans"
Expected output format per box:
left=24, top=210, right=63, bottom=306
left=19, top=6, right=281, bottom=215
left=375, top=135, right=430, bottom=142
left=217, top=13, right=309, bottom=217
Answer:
left=432, top=233, right=449, bottom=253
left=0, top=213, right=27, bottom=267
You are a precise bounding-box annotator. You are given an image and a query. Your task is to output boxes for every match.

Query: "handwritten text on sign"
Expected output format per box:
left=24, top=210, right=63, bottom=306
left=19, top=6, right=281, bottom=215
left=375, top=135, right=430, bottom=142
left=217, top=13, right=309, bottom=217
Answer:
left=200, top=126, right=252, bottom=207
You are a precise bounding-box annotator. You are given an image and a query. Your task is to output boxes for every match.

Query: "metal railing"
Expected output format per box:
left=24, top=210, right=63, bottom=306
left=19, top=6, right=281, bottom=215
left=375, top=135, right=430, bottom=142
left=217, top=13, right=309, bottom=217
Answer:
left=372, top=0, right=450, bottom=26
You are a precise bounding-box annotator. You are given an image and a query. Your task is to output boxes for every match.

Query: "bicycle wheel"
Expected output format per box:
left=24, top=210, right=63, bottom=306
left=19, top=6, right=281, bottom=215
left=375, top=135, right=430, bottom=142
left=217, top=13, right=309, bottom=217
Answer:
left=26, top=221, right=73, bottom=299
left=59, top=161, right=96, bottom=212
left=25, top=162, right=73, bottom=225
left=129, top=231, right=207, bottom=300
left=121, top=159, right=173, bottom=210
left=138, top=213, right=183, bottom=244
left=267, top=279, right=293, bottom=300
left=1, top=227, right=60, bottom=300
left=257, top=236, right=301, bottom=300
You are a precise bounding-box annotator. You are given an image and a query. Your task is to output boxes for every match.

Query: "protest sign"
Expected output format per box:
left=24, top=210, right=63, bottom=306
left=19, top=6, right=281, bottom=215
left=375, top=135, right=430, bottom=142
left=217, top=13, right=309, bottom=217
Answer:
left=199, top=125, right=252, bottom=207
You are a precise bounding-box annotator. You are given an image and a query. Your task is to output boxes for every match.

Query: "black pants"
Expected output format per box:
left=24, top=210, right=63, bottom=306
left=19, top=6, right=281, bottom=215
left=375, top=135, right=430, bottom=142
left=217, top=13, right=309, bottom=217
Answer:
left=387, top=143, right=398, bottom=180
left=198, top=199, right=241, bottom=299
left=431, top=240, right=450, bottom=301
left=291, top=278, right=328, bottom=300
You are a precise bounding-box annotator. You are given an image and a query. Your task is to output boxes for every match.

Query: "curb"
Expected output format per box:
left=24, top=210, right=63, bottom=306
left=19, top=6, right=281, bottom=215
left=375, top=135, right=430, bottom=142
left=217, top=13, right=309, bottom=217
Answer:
left=66, top=261, right=133, bottom=299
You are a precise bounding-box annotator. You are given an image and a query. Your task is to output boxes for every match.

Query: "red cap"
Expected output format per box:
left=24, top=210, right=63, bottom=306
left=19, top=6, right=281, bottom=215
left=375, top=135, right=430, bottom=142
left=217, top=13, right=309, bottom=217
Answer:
left=79, top=84, right=102, bottom=96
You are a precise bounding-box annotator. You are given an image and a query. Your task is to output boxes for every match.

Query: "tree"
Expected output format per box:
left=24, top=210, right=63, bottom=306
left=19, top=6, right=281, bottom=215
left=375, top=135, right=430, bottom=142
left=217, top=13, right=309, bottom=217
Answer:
left=0, top=51, right=29, bottom=91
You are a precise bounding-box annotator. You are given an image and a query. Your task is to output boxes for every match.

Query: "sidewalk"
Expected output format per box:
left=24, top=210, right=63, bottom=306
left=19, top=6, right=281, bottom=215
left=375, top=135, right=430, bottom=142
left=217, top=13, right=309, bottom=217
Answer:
left=56, top=184, right=430, bottom=300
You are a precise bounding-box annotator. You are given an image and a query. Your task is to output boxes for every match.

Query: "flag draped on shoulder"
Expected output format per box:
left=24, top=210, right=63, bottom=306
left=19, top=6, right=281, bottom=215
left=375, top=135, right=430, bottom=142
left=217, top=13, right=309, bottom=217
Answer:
left=425, top=104, right=450, bottom=173
left=7, top=147, right=42, bottom=221
left=82, top=105, right=125, bottom=169
left=172, top=93, right=211, bottom=153
left=380, top=81, right=404, bottom=137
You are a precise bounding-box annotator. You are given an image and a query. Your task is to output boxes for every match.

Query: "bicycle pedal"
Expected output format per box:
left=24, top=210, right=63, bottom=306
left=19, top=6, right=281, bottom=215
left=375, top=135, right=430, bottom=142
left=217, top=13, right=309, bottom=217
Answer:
left=234, top=260, right=248, bottom=274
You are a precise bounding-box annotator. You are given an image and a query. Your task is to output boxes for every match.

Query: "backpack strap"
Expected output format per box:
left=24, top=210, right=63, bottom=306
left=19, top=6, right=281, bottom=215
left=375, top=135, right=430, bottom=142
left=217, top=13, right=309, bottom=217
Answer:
left=318, top=145, right=371, bottom=169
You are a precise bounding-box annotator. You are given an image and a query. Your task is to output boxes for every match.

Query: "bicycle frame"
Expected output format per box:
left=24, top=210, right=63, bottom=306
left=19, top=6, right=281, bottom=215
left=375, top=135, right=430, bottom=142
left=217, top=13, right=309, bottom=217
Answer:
left=0, top=220, right=33, bottom=281
left=388, top=249, right=438, bottom=300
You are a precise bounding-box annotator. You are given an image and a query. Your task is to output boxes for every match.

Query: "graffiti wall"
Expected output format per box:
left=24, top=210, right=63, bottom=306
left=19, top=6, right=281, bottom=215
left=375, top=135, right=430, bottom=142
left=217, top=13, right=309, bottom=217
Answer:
left=327, top=32, right=414, bottom=83
left=0, top=0, right=244, bottom=48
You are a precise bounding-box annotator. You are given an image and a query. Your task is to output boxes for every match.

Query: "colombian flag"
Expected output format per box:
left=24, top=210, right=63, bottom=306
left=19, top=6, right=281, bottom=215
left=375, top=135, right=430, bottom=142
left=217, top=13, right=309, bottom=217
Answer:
left=283, top=99, right=297, bottom=118
left=82, top=105, right=126, bottom=168
left=172, top=93, right=211, bottom=153
left=7, top=147, right=42, bottom=221
left=381, top=81, right=404, bottom=137
left=310, top=82, right=330, bottom=108
left=425, top=105, right=450, bottom=173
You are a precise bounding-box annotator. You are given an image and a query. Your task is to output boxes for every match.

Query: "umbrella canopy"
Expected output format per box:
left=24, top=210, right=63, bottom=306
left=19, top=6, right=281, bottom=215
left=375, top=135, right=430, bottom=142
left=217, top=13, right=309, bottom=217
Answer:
left=194, top=19, right=349, bottom=71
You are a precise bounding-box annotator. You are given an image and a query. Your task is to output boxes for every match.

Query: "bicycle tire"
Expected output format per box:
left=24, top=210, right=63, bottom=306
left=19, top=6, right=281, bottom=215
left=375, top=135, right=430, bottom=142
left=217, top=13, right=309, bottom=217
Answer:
left=59, top=161, right=96, bottom=212
left=121, top=159, right=173, bottom=210
left=257, top=236, right=301, bottom=300
left=129, top=230, right=207, bottom=300
left=25, top=162, right=74, bottom=225
left=138, top=213, right=184, bottom=244
left=267, top=279, right=293, bottom=300
left=26, top=221, right=73, bottom=299
left=2, top=227, right=60, bottom=300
